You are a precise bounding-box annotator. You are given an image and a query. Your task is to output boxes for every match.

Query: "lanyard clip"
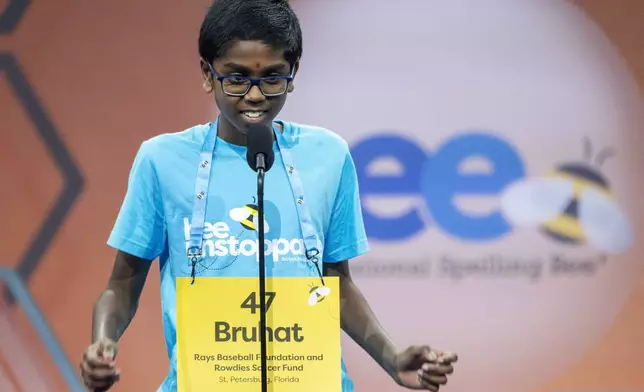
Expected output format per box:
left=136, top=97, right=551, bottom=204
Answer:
left=187, top=247, right=203, bottom=285
left=187, top=246, right=203, bottom=262
left=305, top=248, right=319, bottom=260
left=305, top=248, right=325, bottom=286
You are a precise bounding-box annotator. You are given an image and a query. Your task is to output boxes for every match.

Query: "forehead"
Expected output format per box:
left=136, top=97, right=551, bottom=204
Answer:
left=214, top=40, right=289, bottom=68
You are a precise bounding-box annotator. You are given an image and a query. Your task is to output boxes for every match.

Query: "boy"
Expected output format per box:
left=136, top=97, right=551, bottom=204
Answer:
left=79, top=0, right=458, bottom=391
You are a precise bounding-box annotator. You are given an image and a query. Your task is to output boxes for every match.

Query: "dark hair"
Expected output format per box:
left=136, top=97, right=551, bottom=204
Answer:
left=198, top=0, right=303, bottom=65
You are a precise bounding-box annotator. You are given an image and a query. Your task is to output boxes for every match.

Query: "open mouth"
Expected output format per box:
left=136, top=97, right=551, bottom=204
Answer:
left=240, top=110, right=267, bottom=122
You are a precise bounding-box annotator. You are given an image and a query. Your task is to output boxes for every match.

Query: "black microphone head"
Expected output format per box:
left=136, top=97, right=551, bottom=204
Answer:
left=246, top=123, right=275, bottom=172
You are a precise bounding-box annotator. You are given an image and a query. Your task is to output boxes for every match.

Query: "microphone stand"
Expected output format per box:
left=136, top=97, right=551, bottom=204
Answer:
left=256, top=157, right=268, bottom=392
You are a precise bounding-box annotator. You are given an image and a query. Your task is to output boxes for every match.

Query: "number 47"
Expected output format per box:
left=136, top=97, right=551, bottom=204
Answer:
left=240, top=292, right=276, bottom=314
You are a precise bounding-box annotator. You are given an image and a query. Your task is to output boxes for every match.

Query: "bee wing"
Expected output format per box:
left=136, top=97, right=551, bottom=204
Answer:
left=308, top=292, right=318, bottom=306
left=579, top=187, right=632, bottom=254
left=500, top=177, right=574, bottom=226
left=317, top=286, right=331, bottom=296
left=252, top=214, right=270, bottom=233
left=229, top=208, right=248, bottom=222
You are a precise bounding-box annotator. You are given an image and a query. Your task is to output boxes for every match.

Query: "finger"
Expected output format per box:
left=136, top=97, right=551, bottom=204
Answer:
left=82, top=372, right=118, bottom=391
left=418, top=369, right=448, bottom=386
left=86, top=378, right=119, bottom=392
left=86, top=342, right=116, bottom=366
left=102, top=344, right=117, bottom=362
left=422, top=384, right=439, bottom=392
left=418, top=347, right=439, bottom=363
left=82, top=369, right=120, bottom=390
left=84, top=377, right=117, bottom=391
left=81, top=360, right=118, bottom=380
left=422, top=362, right=454, bottom=375
left=413, top=345, right=433, bottom=361
left=416, top=373, right=440, bottom=392
left=83, top=349, right=115, bottom=369
left=438, top=352, right=458, bottom=364
left=97, top=339, right=117, bottom=362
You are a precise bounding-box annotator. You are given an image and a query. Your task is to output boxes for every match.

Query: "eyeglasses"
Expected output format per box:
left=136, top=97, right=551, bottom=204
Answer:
left=207, top=63, right=293, bottom=97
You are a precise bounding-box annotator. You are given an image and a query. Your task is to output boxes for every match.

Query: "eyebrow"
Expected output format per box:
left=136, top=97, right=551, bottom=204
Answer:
left=222, top=62, right=290, bottom=74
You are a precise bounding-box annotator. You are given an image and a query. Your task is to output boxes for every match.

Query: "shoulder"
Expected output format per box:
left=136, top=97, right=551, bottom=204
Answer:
left=281, top=120, right=350, bottom=157
left=135, top=123, right=210, bottom=163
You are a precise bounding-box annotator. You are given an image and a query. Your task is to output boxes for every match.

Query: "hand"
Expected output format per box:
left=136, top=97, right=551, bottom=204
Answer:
left=80, top=338, right=120, bottom=391
left=393, top=345, right=457, bottom=391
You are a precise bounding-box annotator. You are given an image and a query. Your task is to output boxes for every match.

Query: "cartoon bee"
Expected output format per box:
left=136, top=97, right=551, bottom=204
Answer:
left=229, top=197, right=270, bottom=233
left=500, top=138, right=632, bottom=254
left=307, top=284, right=331, bottom=306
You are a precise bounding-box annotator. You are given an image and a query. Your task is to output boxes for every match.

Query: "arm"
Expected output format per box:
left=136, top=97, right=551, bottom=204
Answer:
left=81, top=140, right=166, bottom=391
left=321, top=150, right=399, bottom=375
left=92, top=250, right=153, bottom=343
left=93, top=140, right=164, bottom=344
left=324, top=261, right=399, bottom=379
left=325, top=259, right=456, bottom=392
left=322, top=147, right=456, bottom=390
left=82, top=251, right=153, bottom=390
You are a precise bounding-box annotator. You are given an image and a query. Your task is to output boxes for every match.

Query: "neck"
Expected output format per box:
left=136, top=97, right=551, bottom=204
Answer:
left=217, top=116, right=248, bottom=146
left=216, top=116, right=282, bottom=146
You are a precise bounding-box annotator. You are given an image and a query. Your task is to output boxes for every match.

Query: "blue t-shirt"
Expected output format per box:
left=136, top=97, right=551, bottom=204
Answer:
left=107, top=120, right=369, bottom=391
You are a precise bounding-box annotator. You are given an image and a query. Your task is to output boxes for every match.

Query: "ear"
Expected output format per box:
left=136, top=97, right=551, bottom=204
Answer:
left=287, top=60, right=300, bottom=93
left=200, top=58, right=214, bottom=93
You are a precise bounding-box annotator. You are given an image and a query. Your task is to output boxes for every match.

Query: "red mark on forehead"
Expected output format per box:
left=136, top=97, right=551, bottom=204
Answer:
left=255, top=62, right=261, bottom=69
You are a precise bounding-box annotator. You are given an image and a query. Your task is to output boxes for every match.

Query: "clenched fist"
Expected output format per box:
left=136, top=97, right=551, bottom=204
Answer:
left=80, top=338, right=120, bottom=391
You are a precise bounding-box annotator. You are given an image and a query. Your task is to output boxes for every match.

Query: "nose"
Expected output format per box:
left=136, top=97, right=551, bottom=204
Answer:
left=244, top=84, right=265, bottom=103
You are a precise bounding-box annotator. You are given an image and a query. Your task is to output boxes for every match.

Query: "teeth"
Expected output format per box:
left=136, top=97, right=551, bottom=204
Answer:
left=243, top=112, right=263, bottom=118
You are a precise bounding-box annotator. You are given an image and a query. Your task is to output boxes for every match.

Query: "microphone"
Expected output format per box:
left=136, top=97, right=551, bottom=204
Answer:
left=245, top=123, right=273, bottom=392
left=246, top=124, right=275, bottom=172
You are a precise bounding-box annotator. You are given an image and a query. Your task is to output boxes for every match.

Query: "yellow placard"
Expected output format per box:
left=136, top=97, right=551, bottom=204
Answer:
left=176, top=277, right=341, bottom=392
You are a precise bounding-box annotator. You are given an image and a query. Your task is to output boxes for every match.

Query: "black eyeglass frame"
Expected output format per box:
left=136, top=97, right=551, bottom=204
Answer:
left=206, top=61, right=295, bottom=97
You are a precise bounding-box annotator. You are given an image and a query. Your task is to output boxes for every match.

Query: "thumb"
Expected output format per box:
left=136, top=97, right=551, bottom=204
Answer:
left=404, top=345, right=434, bottom=363
left=421, top=346, right=438, bottom=362
left=97, top=339, right=117, bottom=362
left=103, top=345, right=116, bottom=361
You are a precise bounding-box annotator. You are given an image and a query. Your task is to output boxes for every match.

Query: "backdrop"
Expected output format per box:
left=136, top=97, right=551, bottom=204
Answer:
left=0, top=0, right=643, bottom=391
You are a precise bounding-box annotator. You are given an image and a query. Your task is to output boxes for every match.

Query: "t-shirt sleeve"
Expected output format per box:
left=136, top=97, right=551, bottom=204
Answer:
left=107, top=141, right=166, bottom=260
left=322, top=150, right=370, bottom=263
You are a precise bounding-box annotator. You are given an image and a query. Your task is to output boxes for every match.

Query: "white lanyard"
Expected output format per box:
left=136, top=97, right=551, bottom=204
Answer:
left=186, top=118, right=324, bottom=283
